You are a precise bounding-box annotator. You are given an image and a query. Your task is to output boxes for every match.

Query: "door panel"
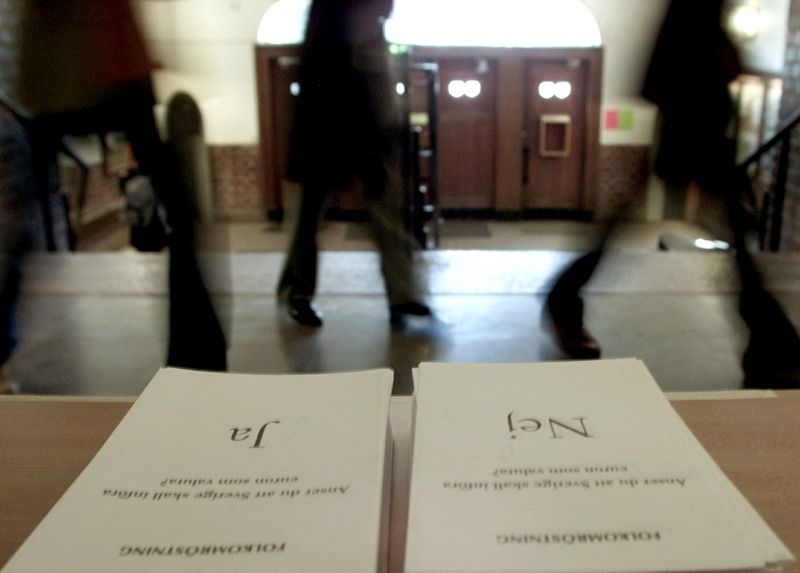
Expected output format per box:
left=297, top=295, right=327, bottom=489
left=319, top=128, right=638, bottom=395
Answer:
left=436, top=59, right=496, bottom=210
left=525, top=60, right=587, bottom=210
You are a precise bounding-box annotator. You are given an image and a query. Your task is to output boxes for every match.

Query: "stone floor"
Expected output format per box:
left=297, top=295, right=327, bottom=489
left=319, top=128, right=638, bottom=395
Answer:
left=8, top=218, right=800, bottom=396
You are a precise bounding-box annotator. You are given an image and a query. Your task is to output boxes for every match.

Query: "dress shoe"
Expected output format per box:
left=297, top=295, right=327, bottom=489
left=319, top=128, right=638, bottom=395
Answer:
left=390, top=300, right=432, bottom=328
left=550, top=323, right=601, bottom=359
left=742, top=365, right=800, bottom=389
left=287, top=298, right=323, bottom=327
left=741, top=334, right=800, bottom=389
left=545, top=294, right=601, bottom=359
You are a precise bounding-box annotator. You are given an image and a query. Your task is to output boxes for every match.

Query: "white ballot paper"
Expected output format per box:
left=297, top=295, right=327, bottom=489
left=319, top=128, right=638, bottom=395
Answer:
left=2, top=368, right=394, bottom=573
left=404, top=359, right=794, bottom=573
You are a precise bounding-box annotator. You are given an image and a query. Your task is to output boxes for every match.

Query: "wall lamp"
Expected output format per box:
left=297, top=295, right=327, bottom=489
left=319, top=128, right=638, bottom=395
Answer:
left=726, top=2, right=762, bottom=43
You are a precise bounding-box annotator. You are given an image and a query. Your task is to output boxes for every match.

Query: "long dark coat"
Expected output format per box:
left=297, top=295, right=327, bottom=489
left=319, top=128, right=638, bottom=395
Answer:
left=642, top=0, right=742, bottom=188
left=287, top=0, right=397, bottom=188
left=17, top=0, right=153, bottom=116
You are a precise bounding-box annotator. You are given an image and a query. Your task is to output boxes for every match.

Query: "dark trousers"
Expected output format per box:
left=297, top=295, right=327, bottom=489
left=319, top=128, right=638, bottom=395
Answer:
left=278, top=157, right=419, bottom=306
left=548, top=153, right=800, bottom=386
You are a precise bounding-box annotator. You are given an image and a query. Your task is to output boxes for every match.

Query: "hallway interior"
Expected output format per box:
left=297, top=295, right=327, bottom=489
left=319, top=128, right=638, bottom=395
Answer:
left=8, top=217, right=800, bottom=396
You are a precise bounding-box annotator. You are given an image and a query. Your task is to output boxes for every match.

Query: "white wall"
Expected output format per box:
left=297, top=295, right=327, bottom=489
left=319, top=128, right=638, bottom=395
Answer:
left=581, top=0, right=670, bottom=99
left=579, top=0, right=669, bottom=147
left=137, top=0, right=274, bottom=145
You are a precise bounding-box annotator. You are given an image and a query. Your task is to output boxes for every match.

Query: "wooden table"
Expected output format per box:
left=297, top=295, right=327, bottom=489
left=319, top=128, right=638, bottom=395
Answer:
left=1, top=391, right=798, bottom=572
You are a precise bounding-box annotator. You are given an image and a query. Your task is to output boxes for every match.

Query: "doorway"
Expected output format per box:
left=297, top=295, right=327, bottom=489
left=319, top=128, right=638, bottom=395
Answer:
left=524, top=59, right=589, bottom=211
left=435, top=59, right=497, bottom=210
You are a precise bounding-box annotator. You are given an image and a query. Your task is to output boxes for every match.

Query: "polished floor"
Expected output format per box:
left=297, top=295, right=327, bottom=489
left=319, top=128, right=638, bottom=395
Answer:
left=8, top=219, right=800, bottom=396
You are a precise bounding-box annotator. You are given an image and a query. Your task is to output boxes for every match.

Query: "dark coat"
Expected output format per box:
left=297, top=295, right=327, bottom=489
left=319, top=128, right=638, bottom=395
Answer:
left=642, top=0, right=742, bottom=187
left=287, top=0, right=397, bottom=187
left=18, top=0, right=153, bottom=115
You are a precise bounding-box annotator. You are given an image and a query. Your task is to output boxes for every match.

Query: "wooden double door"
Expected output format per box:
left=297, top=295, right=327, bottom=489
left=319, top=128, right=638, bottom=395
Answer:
left=430, top=57, right=590, bottom=212
left=256, top=46, right=601, bottom=217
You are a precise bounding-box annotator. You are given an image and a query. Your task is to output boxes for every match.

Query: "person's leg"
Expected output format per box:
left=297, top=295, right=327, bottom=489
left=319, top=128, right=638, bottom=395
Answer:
left=361, top=154, right=429, bottom=326
left=543, top=209, right=626, bottom=359
left=121, top=90, right=227, bottom=370
left=544, top=249, right=604, bottom=359
left=720, top=167, right=800, bottom=388
left=277, top=182, right=328, bottom=326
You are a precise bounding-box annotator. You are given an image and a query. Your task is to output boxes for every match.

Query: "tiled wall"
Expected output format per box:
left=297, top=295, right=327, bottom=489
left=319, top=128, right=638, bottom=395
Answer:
left=208, top=144, right=653, bottom=222
left=595, top=146, right=651, bottom=220
left=208, top=145, right=264, bottom=219
left=59, top=144, right=266, bottom=223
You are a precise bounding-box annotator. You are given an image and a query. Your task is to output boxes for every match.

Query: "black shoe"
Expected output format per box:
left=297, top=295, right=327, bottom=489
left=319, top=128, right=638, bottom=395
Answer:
left=287, top=298, right=323, bottom=327
left=545, top=294, right=601, bottom=360
left=741, top=287, right=800, bottom=388
left=550, top=322, right=601, bottom=359
left=390, top=301, right=432, bottom=328
left=742, top=364, right=800, bottom=389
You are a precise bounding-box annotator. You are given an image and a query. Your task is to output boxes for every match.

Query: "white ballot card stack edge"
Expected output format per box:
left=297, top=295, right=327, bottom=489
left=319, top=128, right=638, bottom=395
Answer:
left=404, top=358, right=794, bottom=573
left=2, top=368, right=394, bottom=573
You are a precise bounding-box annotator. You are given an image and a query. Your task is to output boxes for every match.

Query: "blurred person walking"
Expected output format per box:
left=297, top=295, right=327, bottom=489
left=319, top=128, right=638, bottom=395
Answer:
left=17, top=0, right=227, bottom=371
left=642, top=0, right=800, bottom=387
left=277, top=0, right=430, bottom=328
left=544, top=0, right=800, bottom=388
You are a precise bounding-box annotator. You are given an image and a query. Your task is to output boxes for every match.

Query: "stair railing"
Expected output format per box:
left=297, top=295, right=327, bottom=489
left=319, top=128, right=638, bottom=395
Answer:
left=738, top=106, right=800, bottom=251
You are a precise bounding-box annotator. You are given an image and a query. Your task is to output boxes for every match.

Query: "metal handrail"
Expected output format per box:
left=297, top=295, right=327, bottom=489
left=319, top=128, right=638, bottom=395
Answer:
left=739, top=106, right=800, bottom=169
left=738, top=106, right=800, bottom=251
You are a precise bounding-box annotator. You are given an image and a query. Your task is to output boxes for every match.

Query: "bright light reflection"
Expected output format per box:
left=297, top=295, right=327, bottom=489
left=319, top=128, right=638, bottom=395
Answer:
left=464, top=79, right=482, bottom=98
left=448, top=80, right=482, bottom=98
left=290, top=82, right=301, bottom=96
left=539, top=82, right=556, bottom=99
left=539, top=81, right=571, bottom=99
left=396, top=82, right=406, bottom=96
left=257, top=0, right=602, bottom=48
left=554, top=81, right=572, bottom=99
left=694, top=239, right=731, bottom=250
left=727, top=4, right=761, bottom=42
left=448, top=80, right=466, bottom=98
left=257, top=0, right=308, bottom=45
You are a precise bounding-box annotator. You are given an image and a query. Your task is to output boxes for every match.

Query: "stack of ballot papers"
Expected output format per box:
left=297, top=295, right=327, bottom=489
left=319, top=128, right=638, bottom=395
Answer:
left=1, top=368, right=394, bottom=573
left=404, top=358, right=794, bottom=573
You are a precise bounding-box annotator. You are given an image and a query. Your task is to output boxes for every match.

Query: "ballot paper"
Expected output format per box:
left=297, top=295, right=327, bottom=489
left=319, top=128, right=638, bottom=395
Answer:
left=2, top=368, right=394, bottom=573
left=404, top=359, right=794, bottom=573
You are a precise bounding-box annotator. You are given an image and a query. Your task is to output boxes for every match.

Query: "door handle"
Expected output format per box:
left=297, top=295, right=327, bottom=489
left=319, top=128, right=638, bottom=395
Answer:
left=539, top=114, right=572, bottom=158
